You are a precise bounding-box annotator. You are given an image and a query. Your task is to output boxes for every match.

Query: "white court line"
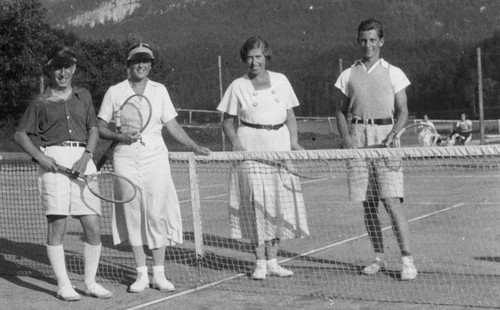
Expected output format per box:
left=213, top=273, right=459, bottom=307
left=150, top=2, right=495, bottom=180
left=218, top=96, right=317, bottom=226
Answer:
left=123, top=202, right=466, bottom=310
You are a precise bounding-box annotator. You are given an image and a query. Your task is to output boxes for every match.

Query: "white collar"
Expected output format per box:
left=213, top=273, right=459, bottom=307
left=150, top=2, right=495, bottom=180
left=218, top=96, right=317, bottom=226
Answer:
left=353, top=58, right=389, bottom=71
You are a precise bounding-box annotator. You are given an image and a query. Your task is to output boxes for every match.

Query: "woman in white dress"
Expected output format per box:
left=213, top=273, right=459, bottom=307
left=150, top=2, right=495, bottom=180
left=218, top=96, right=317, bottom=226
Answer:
left=97, top=43, right=210, bottom=293
left=217, top=36, right=309, bottom=280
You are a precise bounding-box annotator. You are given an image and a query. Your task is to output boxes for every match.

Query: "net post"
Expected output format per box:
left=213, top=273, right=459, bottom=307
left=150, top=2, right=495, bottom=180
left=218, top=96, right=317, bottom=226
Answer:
left=188, top=152, right=204, bottom=258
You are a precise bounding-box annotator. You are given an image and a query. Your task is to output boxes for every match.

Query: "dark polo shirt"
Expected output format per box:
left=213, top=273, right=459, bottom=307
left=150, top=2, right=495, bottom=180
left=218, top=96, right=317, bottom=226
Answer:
left=16, top=86, right=97, bottom=147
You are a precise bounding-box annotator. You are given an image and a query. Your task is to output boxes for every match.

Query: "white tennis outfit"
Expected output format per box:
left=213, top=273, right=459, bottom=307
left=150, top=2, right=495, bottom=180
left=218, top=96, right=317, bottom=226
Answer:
left=217, top=71, right=309, bottom=244
left=99, top=79, right=182, bottom=249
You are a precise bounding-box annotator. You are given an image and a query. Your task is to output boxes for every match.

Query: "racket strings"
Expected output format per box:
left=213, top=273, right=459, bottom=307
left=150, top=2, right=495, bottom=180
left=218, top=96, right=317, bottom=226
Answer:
left=120, top=103, right=143, bottom=133
left=396, top=123, right=439, bottom=147
left=119, top=96, right=152, bottom=145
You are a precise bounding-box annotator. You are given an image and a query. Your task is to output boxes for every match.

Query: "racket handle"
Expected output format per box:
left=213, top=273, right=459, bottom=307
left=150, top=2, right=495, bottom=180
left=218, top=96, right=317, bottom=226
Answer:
left=56, top=164, right=80, bottom=178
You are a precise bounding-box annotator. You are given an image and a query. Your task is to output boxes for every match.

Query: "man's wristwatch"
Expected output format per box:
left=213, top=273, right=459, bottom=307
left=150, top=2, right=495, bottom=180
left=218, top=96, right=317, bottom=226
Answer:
left=84, top=149, right=93, bottom=158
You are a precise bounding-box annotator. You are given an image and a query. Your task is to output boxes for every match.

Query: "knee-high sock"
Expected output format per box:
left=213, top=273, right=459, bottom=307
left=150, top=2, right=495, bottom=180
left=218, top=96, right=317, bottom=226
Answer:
left=47, top=244, right=71, bottom=288
left=84, top=242, right=102, bottom=286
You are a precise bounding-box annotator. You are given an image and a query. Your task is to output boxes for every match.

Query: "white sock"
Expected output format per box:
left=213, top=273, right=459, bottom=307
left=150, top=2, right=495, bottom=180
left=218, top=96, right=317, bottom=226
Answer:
left=84, top=242, right=102, bottom=287
left=136, top=266, right=148, bottom=279
left=266, top=258, right=278, bottom=268
left=46, top=244, right=71, bottom=288
left=152, top=265, right=164, bottom=276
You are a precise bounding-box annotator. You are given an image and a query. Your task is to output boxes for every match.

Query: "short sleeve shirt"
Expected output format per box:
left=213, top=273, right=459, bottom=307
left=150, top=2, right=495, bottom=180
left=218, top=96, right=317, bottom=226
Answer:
left=457, top=120, right=472, bottom=132
left=216, top=71, right=299, bottom=124
left=98, top=79, right=178, bottom=137
left=335, top=59, right=410, bottom=119
left=16, top=86, right=96, bottom=146
left=335, top=59, right=410, bottom=98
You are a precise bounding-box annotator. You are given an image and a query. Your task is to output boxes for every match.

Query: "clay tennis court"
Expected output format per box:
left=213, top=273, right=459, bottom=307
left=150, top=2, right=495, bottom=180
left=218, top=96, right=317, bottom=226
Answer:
left=1, top=144, right=499, bottom=309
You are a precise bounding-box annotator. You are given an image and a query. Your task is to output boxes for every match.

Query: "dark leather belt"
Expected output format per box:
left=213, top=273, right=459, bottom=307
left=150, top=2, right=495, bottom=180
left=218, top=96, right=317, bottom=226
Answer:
left=53, top=141, right=87, bottom=147
left=352, top=118, right=394, bottom=125
left=241, top=120, right=285, bottom=130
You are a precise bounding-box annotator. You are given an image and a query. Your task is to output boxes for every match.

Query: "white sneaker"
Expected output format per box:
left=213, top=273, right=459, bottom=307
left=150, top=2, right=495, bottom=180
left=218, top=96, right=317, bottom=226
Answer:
left=267, top=259, right=293, bottom=277
left=401, top=256, right=417, bottom=280
left=152, top=274, right=175, bottom=292
left=57, top=285, right=81, bottom=302
left=128, top=267, right=149, bottom=293
left=85, top=283, right=113, bottom=299
left=252, top=260, right=267, bottom=280
left=267, top=265, right=294, bottom=277
left=362, top=257, right=386, bottom=275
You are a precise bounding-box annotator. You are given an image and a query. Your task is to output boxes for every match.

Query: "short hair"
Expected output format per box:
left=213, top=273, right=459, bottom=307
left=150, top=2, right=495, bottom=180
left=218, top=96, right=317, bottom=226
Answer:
left=239, top=36, right=272, bottom=63
left=357, top=19, right=384, bottom=39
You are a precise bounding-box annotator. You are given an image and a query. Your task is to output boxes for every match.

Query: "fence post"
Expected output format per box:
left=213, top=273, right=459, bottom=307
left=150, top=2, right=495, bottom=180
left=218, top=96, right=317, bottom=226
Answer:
left=218, top=56, right=226, bottom=151
left=188, top=153, right=204, bottom=258
left=477, top=47, right=485, bottom=144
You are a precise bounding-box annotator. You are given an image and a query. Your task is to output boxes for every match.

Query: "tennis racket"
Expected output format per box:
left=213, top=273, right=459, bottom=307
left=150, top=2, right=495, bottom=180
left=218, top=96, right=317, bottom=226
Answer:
left=96, top=94, right=153, bottom=170
left=362, top=123, right=438, bottom=172
left=56, top=164, right=138, bottom=204
left=363, top=123, right=439, bottom=149
left=393, top=122, right=439, bottom=147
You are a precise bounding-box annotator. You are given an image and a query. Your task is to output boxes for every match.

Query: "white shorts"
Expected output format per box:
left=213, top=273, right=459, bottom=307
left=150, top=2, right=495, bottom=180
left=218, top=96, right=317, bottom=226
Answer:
left=347, top=124, right=404, bottom=202
left=39, top=146, right=101, bottom=216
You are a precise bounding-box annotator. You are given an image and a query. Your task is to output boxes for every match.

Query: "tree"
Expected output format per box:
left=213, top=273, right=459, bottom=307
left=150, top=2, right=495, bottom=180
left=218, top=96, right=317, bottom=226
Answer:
left=0, top=0, right=60, bottom=120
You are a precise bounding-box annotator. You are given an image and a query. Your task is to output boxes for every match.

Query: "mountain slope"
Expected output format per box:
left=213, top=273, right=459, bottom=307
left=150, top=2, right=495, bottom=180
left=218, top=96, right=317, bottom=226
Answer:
left=41, top=0, right=500, bottom=51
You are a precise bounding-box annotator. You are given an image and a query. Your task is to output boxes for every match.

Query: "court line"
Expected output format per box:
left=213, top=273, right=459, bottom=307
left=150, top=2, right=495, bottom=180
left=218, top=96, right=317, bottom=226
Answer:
left=123, top=202, right=466, bottom=310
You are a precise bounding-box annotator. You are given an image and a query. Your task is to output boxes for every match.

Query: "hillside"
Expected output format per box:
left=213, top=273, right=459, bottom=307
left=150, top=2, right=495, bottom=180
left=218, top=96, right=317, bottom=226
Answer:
left=41, top=0, right=500, bottom=50
left=36, top=0, right=500, bottom=119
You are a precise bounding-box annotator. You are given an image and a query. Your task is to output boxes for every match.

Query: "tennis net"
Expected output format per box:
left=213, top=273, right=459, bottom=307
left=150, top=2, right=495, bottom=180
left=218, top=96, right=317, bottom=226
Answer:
left=1, top=145, right=499, bottom=308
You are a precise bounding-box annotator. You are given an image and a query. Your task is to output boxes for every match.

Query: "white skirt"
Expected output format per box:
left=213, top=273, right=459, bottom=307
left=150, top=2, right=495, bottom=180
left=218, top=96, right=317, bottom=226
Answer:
left=111, top=140, right=183, bottom=249
left=228, top=125, right=309, bottom=244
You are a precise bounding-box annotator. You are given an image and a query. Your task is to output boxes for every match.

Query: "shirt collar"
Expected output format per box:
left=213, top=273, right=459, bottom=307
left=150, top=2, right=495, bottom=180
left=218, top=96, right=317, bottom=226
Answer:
left=40, top=86, right=81, bottom=101
left=353, top=58, right=389, bottom=70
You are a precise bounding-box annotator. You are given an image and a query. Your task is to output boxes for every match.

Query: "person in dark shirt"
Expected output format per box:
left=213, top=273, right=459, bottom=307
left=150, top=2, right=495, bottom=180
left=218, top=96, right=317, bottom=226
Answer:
left=14, top=46, right=112, bottom=301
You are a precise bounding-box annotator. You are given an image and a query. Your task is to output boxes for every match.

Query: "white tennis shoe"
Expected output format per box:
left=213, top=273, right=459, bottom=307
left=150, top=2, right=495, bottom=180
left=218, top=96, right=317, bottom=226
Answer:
left=252, top=260, right=267, bottom=280
left=362, top=257, right=386, bottom=275
left=267, top=259, right=293, bottom=277
left=151, top=265, right=175, bottom=292
left=57, top=285, right=81, bottom=302
left=85, top=283, right=113, bottom=299
left=128, top=266, right=149, bottom=293
left=152, top=275, right=175, bottom=292
left=401, top=256, right=418, bottom=280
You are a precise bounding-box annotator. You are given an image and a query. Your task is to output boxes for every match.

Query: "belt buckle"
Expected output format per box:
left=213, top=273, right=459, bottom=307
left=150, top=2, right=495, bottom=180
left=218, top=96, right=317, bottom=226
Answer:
left=264, top=124, right=273, bottom=131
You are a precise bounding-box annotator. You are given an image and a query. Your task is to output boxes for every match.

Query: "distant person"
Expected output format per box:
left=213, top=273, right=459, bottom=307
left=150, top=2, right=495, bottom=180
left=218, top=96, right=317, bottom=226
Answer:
left=14, top=46, right=112, bottom=301
left=448, top=113, right=472, bottom=146
left=97, top=43, right=210, bottom=293
left=418, top=114, right=437, bottom=147
left=334, top=19, right=417, bottom=280
left=217, top=36, right=309, bottom=280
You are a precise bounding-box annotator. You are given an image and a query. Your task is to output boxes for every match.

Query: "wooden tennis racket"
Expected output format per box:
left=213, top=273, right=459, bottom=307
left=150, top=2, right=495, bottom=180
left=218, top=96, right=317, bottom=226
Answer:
left=96, top=94, right=152, bottom=170
left=56, top=164, right=138, bottom=204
